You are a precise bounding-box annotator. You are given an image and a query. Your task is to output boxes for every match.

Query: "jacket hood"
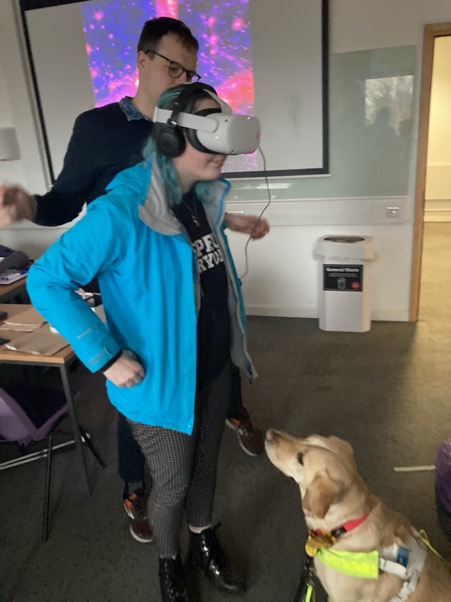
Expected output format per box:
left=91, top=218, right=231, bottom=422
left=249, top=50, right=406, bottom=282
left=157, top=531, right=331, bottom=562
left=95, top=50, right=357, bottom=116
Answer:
left=115, top=157, right=232, bottom=235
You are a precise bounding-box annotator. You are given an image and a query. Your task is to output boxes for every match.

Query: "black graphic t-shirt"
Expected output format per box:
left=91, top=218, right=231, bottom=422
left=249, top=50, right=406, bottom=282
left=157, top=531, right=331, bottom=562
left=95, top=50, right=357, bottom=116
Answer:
left=172, top=191, right=230, bottom=390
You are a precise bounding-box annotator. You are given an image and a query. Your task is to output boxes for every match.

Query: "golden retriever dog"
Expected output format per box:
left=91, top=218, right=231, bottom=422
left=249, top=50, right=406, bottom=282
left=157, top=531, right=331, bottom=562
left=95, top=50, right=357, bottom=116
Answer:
left=265, top=429, right=451, bottom=602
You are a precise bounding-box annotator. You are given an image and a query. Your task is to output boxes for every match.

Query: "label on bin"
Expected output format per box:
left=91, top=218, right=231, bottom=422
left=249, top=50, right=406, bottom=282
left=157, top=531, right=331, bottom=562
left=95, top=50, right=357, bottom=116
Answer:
left=324, top=236, right=365, bottom=244
left=323, top=264, right=363, bottom=291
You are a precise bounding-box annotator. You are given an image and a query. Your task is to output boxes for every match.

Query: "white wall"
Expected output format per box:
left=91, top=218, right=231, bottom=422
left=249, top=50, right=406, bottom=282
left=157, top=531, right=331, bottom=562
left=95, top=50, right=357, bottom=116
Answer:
left=26, top=3, right=95, bottom=177
left=228, top=0, right=451, bottom=321
left=0, top=54, right=23, bottom=186
left=227, top=196, right=411, bottom=321
left=330, top=0, right=451, bottom=52
left=0, top=1, right=49, bottom=194
left=0, top=1, right=92, bottom=255
left=1, top=0, right=451, bottom=323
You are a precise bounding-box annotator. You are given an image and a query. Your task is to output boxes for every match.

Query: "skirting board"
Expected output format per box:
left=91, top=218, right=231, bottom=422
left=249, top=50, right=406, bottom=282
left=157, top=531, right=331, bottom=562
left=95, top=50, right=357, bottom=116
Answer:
left=246, top=305, right=410, bottom=322
left=424, top=211, right=451, bottom=222
left=424, top=199, right=451, bottom=222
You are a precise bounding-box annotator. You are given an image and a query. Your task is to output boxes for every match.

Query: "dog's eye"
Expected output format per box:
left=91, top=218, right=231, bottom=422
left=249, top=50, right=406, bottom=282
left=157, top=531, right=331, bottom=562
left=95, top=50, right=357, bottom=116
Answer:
left=297, top=452, right=304, bottom=465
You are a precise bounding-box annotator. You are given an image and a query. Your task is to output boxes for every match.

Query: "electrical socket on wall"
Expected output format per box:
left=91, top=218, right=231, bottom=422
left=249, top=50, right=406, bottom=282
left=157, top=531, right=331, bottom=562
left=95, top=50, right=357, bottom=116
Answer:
left=385, top=206, right=400, bottom=218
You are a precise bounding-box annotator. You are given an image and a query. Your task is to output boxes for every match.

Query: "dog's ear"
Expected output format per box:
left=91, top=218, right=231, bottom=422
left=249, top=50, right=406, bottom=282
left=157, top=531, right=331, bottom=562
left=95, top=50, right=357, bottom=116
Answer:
left=302, top=474, right=341, bottom=518
left=329, top=436, right=354, bottom=459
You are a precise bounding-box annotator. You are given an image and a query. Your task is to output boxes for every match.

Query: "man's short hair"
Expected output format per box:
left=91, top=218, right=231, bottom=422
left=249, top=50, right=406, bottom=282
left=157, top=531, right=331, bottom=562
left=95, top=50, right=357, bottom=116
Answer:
left=137, top=17, right=199, bottom=53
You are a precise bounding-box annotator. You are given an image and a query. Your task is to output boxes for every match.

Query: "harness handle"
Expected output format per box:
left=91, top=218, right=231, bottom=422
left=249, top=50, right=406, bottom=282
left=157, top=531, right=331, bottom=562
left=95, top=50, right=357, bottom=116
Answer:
left=293, top=556, right=317, bottom=602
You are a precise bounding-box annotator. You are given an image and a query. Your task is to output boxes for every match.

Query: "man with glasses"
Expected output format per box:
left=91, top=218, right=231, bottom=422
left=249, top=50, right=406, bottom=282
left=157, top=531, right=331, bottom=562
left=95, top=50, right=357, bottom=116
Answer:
left=0, top=16, right=267, bottom=544
left=0, top=18, right=199, bottom=227
left=145, top=48, right=201, bottom=83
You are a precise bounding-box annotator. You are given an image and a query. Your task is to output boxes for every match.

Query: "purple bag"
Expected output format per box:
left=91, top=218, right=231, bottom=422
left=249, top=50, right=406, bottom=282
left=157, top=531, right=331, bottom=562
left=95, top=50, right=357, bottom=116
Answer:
left=435, top=439, right=451, bottom=513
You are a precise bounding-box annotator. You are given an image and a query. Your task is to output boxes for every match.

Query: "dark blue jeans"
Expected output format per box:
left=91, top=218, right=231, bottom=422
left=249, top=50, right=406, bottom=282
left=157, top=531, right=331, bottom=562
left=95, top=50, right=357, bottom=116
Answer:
left=117, top=411, right=145, bottom=493
left=227, top=363, right=246, bottom=421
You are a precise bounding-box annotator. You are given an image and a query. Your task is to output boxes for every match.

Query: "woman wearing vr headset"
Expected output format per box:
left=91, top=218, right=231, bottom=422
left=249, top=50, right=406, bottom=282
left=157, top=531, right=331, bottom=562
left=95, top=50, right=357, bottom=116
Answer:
left=27, top=82, right=259, bottom=601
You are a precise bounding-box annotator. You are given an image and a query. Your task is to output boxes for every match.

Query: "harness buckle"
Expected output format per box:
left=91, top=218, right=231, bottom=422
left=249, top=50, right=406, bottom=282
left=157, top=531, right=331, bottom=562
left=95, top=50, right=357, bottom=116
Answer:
left=305, top=532, right=336, bottom=557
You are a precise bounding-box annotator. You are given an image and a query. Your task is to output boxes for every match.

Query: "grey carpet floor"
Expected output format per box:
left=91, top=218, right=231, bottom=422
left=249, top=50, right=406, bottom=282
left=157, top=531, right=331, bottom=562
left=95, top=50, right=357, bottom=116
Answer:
left=1, top=222, right=450, bottom=601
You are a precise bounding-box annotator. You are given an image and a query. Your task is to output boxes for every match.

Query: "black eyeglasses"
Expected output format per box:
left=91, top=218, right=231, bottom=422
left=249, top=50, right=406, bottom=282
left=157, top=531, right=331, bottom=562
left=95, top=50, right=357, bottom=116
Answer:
left=145, top=49, right=201, bottom=83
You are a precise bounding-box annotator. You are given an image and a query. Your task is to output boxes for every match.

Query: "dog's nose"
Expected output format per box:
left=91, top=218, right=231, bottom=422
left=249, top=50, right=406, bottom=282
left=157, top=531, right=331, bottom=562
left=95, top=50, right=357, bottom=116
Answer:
left=266, top=429, right=275, bottom=442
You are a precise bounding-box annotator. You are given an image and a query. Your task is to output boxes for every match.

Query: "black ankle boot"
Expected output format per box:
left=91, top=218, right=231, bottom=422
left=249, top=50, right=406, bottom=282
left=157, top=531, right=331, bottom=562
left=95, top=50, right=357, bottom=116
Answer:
left=188, top=524, right=246, bottom=594
left=158, top=552, right=191, bottom=602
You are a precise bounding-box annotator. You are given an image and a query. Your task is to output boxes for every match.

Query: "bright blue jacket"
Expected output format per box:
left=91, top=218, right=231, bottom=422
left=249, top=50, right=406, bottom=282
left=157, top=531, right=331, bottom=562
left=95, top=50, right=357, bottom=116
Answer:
left=27, top=160, right=256, bottom=434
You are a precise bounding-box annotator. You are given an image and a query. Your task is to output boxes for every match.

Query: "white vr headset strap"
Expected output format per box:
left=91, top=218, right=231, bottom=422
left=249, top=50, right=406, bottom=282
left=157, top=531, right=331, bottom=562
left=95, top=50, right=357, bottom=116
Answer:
left=154, top=107, right=218, bottom=133
left=203, top=89, right=233, bottom=115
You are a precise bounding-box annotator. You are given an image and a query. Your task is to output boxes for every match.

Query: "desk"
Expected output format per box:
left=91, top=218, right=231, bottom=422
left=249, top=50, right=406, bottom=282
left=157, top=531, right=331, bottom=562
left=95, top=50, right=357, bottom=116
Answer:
left=0, top=276, right=28, bottom=303
left=0, top=303, right=99, bottom=494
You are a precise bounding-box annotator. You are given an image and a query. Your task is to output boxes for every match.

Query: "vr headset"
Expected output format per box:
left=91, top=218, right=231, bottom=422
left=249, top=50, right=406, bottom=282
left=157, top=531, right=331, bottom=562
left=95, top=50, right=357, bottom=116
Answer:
left=153, top=83, right=260, bottom=157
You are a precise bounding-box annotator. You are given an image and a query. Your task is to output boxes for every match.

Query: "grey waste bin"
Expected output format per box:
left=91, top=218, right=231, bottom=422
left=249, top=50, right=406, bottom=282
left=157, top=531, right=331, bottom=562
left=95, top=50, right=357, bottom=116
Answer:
left=314, top=235, right=375, bottom=332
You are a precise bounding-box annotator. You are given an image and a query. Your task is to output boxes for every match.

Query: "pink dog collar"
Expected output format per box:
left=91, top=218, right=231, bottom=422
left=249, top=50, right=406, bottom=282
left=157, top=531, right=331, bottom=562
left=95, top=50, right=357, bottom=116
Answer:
left=310, top=514, right=369, bottom=539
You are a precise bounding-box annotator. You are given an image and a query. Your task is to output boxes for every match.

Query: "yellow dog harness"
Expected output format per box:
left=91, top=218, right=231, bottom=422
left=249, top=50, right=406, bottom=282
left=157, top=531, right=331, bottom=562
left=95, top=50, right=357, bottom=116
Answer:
left=296, top=518, right=450, bottom=602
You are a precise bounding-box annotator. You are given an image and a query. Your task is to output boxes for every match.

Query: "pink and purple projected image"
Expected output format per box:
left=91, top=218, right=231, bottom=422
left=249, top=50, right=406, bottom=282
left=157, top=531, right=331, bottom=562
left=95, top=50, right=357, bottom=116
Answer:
left=81, top=0, right=254, bottom=114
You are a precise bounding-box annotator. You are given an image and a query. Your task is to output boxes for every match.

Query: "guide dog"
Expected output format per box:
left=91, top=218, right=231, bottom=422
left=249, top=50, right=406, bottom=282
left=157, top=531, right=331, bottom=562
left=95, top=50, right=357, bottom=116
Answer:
left=265, top=429, right=451, bottom=602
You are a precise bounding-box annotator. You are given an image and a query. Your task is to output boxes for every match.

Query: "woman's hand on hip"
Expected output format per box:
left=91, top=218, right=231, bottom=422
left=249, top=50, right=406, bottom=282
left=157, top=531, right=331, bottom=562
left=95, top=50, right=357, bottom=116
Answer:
left=103, top=350, right=145, bottom=388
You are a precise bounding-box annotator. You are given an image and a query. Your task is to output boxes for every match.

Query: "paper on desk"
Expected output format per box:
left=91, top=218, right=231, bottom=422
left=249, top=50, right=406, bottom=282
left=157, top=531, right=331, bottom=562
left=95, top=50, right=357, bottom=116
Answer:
left=0, top=323, right=41, bottom=332
left=4, top=307, right=45, bottom=327
left=5, top=331, right=69, bottom=355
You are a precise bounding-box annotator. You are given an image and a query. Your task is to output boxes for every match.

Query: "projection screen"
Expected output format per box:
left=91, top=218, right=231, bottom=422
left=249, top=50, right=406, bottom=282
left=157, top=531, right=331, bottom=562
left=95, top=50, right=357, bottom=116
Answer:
left=20, top=0, right=329, bottom=180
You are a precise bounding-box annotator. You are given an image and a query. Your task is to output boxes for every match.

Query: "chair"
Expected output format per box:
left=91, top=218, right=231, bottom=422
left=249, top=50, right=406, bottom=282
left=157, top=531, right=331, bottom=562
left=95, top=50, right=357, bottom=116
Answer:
left=0, top=383, right=104, bottom=541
